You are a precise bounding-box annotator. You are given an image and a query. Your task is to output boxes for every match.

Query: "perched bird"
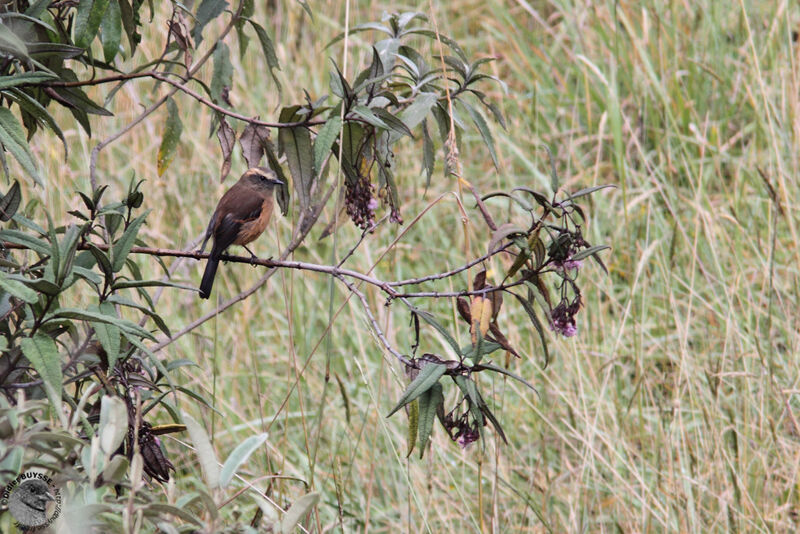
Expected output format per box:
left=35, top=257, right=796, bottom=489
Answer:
left=199, top=167, right=283, bottom=299
left=7, top=478, right=55, bottom=528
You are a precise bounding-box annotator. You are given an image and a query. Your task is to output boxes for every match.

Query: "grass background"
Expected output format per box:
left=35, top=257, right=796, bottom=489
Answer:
left=21, top=0, right=800, bottom=531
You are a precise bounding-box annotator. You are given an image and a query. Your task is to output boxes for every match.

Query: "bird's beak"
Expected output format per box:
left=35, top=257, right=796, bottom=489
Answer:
left=44, top=491, right=55, bottom=502
left=269, top=178, right=284, bottom=186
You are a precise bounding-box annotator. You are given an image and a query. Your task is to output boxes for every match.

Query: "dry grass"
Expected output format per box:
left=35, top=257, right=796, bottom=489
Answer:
left=16, top=0, right=800, bottom=531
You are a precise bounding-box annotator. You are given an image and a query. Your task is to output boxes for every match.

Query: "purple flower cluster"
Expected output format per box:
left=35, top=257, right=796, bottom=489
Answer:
left=550, top=295, right=582, bottom=338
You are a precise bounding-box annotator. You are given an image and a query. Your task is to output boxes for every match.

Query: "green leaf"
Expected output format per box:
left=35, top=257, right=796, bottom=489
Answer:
left=87, top=244, right=113, bottom=279
left=412, top=308, right=462, bottom=356
left=0, top=271, right=38, bottom=303
left=6, top=88, right=67, bottom=160
left=92, top=319, right=121, bottom=370
left=400, top=92, right=437, bottom=130
left=247, top=20, right=282, bottom=93
left=453, top=375, right=484, bottom=429
left=460, top=100, right=498, bottom=169
left=474, top=362, right=538, bottom=395
left=53, top=307, right=156, bottom=341
left=157, top=99, right=183, bottom=176
left=511, top=292, right=550, bottom=368
left=145, top=504, right=203, bottom=527
left=312, top=116, right=340, bottom=178
left=386, top=362, right=447, bottom=417
left=21, top=333, right=62, bottom=403
left=100, top=0, right=122, bottom=63
left=192, top=0, right=228, bottom=47
left=210, top=42, right=232, bottom=105
left=72, top=266, right=102, bottom=286
left=0, top=72, right=56, bottom=90
left=182, top=412, right=220, bottom=489
left=51, top=86, right=114, bottom=116
left=0, top=180, right=20, bottom=221
left=111, top=211, right=149, bottom=272
left=56, top=224, right=81, bottom=286
left=111, top=279, right=192, bottom=291
left=566, top=184, right=616, bottom=202
left=0, top=229, right=49, bottom=255
left=372, top=107, right=413, bottom=139
left=263, top=139, right=290, bottom=215
left=75, top=0, right=111, bottom=49
left=571, top=244, right=611, bottom=262
left=417, top=381, right=443, bottom=458
left=118, top=0, right=139, bottom=55
left=406, top=397, right=418, bottom=457
left=106, top=294, right=171, bottom=337
left=421, top=119, right=434, bottom=188
left=0, top=23, right=28, bottom=58
left=279, top=493, right=320, bottom=534
left=540, top=144, right=559, bottom=194
left=352, top=104, right=390, bottom=130
left=279, top=122, right=313, bottom=211
left=99, top=395, right=128, bottom=454
left=219, top=432, right=268, bottom=488
left=0, top=107, right=41, bottom=184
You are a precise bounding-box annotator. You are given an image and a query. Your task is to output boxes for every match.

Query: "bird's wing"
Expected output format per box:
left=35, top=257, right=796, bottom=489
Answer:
left=212, top=194, right=264, bottom=254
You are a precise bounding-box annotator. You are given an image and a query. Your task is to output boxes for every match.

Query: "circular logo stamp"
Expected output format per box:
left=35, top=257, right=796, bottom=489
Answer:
left=1, top=472, right=61, bottom=531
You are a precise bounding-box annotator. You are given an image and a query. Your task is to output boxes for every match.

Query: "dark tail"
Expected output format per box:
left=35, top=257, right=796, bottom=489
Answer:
left=199, top=253, right=220, bottom=299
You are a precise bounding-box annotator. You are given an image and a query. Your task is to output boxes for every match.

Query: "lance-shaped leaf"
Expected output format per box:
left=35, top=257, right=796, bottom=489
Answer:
left=219, top=432, right=268, bottom=488
left=74, top=0, right=111, bottom=49
left=279, top=493, right=320, bottom=534
left=0, top=108, right=41, bottom=184
left=99, top=395, right=128, bottom=455
left=100, top=0, right=122, bottom=62
left=387, top=362, right=446, bottom=418
left=412, top=307, right=462, bottom=356
left=417, top=381, right=443, bottom=458
left=400, top=92, right=437, bottom=130
left=0, top=72, right=56, bottom=90
left=182, top=413, right=220, bottom=489
left=571, top=244, right=611, bottom=262
left=157, top=98, right=183, bottom=176
left=0, top=272, right=38, bottom=303
left=0, top=180, right=20, bottom=221
left=312, top=116, right=341, bottom=178
left=421, top=119, right=434, bottom=188
left=248, top=20, right=282, bottom=94
left=0, top=229, right=49, bottom=255
left=21, top=333, right=62, bottom=403
left=279, top=117, right=313, bottom=211
left=93, top=311, right=121, bottom=371
left=191, top=0, right=228, bottom=47
left=512, top=291, right=550, bottom=368
left=111, top=211, right=148, bottom=272
left=406, top=398, right=418, bottom=458
left=261, top=139, right=290, bottom=215
left=474, top=362, right=538, bottom=396
left=7, top=88, right=67, bottom=160
left=460, top=100, right=498, bottom=169
left=210, top=42, right=232, bottom=105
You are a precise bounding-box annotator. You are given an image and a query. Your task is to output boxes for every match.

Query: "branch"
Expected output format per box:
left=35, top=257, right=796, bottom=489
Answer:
left=1, top=241, right=515, bottom=299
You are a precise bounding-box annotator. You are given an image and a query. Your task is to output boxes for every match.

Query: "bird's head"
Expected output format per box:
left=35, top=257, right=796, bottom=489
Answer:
left=7, top=478, right=55, bottom=527
left=241, top=167, right=283, bottom=192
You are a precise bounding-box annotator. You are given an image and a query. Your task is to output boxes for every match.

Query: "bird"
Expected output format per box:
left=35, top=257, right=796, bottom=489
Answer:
left=7, top=478, right=55, bottom=528
left=198, top=167, right=283, bottom=299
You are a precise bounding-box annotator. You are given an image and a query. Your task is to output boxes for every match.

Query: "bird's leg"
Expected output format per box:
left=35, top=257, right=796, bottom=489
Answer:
left=243, top=245, right=258, bottom=265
